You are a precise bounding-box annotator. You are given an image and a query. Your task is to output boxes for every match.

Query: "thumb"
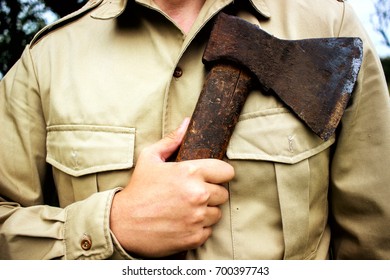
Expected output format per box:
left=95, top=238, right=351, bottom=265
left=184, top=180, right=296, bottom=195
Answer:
left=150, top=118, right=190, bottom=162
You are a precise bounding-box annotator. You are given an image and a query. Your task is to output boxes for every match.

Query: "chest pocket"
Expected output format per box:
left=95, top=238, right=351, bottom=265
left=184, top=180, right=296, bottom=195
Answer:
left=227, top=108, right=334, bottom=163
left=46, top=125, right=135, bottom=206
left=226, top=108, right=335, bottom=259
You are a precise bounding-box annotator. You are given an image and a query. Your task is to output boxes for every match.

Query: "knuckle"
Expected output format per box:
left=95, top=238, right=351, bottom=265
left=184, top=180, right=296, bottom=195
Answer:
left=139, top=146, right=152, bottom=158
left=188, top=208, right=207, bottom=224
left=181, top=161, right=201, bottom=176
left=187, top=188, right=209, bottom=205
left=187, top=229, right=210, bottom=248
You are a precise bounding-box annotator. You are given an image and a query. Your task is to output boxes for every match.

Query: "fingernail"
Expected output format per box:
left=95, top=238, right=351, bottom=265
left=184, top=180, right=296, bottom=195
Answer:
left=178, top=117, right=190, bottom=134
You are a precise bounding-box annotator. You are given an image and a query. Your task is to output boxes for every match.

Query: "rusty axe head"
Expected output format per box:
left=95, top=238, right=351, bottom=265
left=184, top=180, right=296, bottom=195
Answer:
left=203, top=13, right=363, bottom=140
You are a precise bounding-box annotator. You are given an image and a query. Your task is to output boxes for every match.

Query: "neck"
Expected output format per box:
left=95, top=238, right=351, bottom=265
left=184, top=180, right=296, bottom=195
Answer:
left=153, top=0, right=206, bottom=33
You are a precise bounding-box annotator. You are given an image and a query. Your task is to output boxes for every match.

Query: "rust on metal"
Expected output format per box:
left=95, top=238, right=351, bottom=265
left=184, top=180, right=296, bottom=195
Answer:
left=202, top=12, right=363, bottom=141
left=176, top=12, right=362, bottom=162
left=171, top=11, right=363, bottom=259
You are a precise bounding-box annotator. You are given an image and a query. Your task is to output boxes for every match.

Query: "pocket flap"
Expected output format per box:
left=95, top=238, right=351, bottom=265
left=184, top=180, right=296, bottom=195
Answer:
left=226, top=108, right=335, bottom=164
left=47, top=125, right=135, bottom=177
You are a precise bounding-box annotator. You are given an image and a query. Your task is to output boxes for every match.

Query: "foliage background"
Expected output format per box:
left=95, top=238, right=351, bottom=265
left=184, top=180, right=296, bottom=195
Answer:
left=0, top=0, right=86, bottom=77
left=0, top=0, right=389, bottom=88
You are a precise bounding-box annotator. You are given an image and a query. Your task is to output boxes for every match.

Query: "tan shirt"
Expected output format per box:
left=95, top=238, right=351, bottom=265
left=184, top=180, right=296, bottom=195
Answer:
left=1, top=0, right=389, bottom=259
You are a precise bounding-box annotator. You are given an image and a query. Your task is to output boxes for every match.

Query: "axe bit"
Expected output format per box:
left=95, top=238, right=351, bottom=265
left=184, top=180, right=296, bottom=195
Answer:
left=175, top=12, right=363, bottom=162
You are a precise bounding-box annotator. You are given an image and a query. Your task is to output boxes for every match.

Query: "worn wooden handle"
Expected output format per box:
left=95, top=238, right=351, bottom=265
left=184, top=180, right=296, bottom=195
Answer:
left=167, top=64, right=253, bottom=260
left=176, top=63, right=254, bottom=162
left=169, top=64, right=253, bottom=260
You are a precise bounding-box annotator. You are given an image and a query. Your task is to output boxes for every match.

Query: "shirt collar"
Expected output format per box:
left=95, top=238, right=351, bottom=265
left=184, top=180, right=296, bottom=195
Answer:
left=249, top=0, right=271, bottom=18
left=90, top=0, right=271, bottom=20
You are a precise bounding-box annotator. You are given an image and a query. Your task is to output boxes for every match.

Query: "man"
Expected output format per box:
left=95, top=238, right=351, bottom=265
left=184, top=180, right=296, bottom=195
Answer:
left=0, top=0, right=389, bottom=259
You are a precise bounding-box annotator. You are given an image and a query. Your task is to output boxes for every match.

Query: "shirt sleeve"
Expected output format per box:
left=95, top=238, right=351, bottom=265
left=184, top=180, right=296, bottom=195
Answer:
left=0, top=46, right=124, bottom=260
left=0, top=190, right=118, bottom=259
left=329, top=3, right=390, bottom=259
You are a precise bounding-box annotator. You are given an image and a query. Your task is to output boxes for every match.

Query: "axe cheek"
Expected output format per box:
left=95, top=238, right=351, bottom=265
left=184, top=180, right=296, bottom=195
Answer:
left=202, top=13, right=363, bottom=140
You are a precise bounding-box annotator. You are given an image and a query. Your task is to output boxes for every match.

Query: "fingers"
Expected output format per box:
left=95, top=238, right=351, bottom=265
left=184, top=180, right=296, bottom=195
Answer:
left=206, top=183, right=229, bottom=206
left=203, top=206, right=223, bottom=227
left=185, top=184, right=227, bottom=230
left=182, top=158, right=235, bottom=184
left=117, top=119, right=234, bottom=256
left=145, top=118, right=190, bottom=162
left=139, top=118, right=235, bottom=186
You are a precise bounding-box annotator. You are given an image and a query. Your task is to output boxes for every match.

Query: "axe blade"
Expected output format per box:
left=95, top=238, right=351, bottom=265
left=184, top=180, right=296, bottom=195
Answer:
left=203, top=13, right=363, bottom=140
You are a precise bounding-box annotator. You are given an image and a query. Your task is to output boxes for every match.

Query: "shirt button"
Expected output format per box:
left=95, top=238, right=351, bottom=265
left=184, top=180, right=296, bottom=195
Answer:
left=173, top=67, right=183, bottom=78
left=81, top=234, right=92, bottom=251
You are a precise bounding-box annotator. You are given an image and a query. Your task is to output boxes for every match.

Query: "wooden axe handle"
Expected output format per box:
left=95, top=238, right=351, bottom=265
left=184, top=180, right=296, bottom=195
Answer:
left=168, top=63, right=252, bottom=259
left=176, top=63, right=253, bottom=162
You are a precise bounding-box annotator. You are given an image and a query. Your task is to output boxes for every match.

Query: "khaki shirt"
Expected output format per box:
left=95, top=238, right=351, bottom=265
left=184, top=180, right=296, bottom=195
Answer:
left=0, top=0, right=389, bottom=259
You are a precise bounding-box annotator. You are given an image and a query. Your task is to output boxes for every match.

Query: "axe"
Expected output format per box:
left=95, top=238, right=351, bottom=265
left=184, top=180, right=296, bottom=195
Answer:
left=175, top=12, right=363, bottom=162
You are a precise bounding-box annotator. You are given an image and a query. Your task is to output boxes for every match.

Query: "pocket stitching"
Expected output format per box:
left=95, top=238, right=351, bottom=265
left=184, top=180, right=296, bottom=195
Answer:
left=46, top=125, right=135, bottom=177
left=227, top=109, right=335, bottom=164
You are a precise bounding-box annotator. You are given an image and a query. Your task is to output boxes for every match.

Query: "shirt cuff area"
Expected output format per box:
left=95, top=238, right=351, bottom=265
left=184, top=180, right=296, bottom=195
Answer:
left=63, top=188, right=120, bottom=259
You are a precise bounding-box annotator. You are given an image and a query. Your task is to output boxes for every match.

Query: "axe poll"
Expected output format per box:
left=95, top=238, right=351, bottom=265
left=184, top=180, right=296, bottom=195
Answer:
left=175, top=12, right=363, bottom=162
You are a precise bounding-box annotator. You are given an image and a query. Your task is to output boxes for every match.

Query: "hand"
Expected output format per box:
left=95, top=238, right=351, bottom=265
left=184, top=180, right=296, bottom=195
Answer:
left=109, top=118, right=235, bottom=258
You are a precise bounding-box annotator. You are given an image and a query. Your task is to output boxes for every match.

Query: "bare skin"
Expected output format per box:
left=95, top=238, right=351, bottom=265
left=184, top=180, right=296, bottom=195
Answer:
left=153, top=0, right=206, bottom=33
left=110, top=0, right=233, bottom=259
left=110, top=118, right=234, bottom=258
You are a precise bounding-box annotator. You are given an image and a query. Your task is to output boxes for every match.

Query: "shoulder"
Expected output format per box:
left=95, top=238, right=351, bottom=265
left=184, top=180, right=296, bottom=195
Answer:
left=287, top=0, right=346, bottom=12
left=264, top=0, right=348, bottom=38
left=29, top=0, right=104, bottom=48
left=266, top=0, right=347, bottom=20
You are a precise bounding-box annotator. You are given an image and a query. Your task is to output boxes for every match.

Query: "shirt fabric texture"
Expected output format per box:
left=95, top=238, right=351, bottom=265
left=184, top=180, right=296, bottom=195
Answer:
left=0, top=0, right=389, bottom=259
